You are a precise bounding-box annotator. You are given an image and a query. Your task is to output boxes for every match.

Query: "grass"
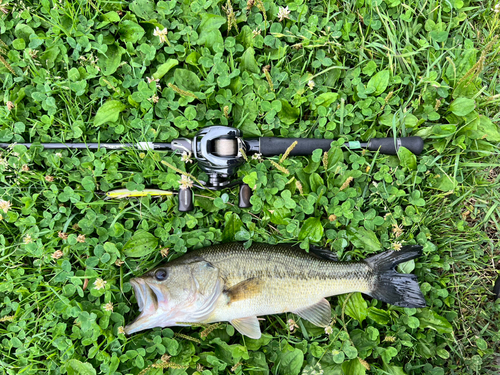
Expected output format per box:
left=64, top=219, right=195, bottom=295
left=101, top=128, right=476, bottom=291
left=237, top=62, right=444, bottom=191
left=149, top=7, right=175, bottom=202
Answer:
left=0, top=0, right=500, bottom=374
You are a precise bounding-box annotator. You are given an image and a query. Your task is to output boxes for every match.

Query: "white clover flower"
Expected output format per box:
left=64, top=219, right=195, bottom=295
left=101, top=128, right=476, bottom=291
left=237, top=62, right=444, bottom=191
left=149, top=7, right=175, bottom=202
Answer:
left=103, top=302, right=113, bottom=312
left=287, top=318, right=299, bottom=332
left=392, top=241, right=403, bottom=251
left=148, top=94, right=159, bottom=103
left=324, top=326, right=333, bottom=335
left=0, top=199, right=12, bottom=213
left=147, top=76, right=161, bottom=89
left=277, top=6, right=291, bottom=22
left=252, top=28, right=261, bottom=37
left=153, top=27, right=169, bottom=43
left=181, top=151, right=193, bottom=163
left=252, top=153, right=262, bottom=160
left=178, top=175, right=194, bottom=190
left=492, top=3, right=500, bottom=13
left=308, top=80, right=315, bottom=90
left=52, top=250, right=63, bottom=259
left=118, top=326, right=125, bottom=334
left=94, top=278, right=107, bottom=290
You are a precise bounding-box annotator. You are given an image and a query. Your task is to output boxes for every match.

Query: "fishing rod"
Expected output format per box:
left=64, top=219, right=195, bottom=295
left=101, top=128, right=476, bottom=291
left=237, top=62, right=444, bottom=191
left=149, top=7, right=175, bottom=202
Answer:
left=0, top=126, right=424, bottom=211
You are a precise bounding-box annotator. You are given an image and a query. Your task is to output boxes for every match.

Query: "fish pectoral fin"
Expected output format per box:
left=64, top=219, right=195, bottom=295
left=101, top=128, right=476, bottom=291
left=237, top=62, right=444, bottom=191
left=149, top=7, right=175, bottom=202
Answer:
left=231, top=316, right=261, bottom=339
left=226, top=277, right=264, bottom=304
left=293, top=298, right=332, bottom=327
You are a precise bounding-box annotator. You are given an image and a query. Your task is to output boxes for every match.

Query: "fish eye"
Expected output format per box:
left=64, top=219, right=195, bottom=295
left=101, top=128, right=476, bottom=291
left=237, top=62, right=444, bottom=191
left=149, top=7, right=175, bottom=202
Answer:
left=155, top=269, right=168, bottom=281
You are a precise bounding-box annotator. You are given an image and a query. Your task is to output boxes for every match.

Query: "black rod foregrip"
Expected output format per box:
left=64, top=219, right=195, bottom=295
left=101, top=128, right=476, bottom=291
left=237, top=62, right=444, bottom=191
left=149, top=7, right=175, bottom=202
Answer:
left=259, top=138, right=334, bottom=156
left=367, top=137, right=424, bottom=155
left=258, top=136, right=424, bottom=156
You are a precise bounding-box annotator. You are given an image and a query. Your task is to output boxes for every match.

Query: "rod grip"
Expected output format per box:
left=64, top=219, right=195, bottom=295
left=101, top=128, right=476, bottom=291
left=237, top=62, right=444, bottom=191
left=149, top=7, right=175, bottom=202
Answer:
left=367, top=137, right=424, bottom=155
left=259, top=138, right=334, bottom=156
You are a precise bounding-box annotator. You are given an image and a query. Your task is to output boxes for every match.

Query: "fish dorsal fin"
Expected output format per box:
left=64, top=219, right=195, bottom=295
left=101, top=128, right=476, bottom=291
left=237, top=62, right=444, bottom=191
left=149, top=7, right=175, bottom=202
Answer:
left=293, top=298, right=332, bottom=327
left=231, top=316, right=261, bottom=339
left=226, top=277, right=264, bottom=304
left=308, top=246, right=338, bottom=262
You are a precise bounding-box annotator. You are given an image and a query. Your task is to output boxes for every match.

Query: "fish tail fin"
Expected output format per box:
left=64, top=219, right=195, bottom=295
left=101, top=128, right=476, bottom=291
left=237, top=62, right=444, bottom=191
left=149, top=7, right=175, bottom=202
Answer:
left=365, top=245, right=426, bottom=308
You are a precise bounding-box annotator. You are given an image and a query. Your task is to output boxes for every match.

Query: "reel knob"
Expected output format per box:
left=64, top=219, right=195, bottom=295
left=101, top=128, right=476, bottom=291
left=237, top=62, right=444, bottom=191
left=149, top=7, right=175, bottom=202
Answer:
left=238, top=184, right=252, bottom=208
left=178, top=188, right=194, bottom=212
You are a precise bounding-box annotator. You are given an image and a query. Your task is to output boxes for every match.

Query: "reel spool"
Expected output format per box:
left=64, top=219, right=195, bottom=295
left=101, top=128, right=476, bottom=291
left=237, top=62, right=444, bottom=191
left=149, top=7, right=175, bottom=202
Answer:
left=213, top=138, right=239, bottom=157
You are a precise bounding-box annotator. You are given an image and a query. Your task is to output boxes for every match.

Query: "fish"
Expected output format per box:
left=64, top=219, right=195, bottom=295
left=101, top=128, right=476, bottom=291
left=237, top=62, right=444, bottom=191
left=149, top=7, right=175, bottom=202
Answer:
left=124, top=242, right=426, bottom=339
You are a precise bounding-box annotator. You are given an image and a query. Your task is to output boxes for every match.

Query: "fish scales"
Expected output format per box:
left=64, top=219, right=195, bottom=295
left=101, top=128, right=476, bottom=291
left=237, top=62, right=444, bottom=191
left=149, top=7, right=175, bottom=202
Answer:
left=124, top=242, right=426, bottom=338
left=168, top=242, right=372, bottom=323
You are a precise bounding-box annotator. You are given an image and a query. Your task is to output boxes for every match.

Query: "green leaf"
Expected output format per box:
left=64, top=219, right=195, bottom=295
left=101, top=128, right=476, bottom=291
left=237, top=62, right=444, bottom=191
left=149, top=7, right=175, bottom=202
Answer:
left=153, top=59, right=179, bottom=79
left=122, top=230, right=159, bottom=257
left=94, top=100, right=126, bottom=126
left=397, top=146, right=417, bottom=170
left=342, top=358, right=366, bottom=375
left=246, top=351, right=269, bottom=375
left=118, top=20, right=145, bottom=43
left=409, top=191, right=425, bottom=206
left=309, top=173, right=324, bottom=193
left=346, top=226, right=381, bottom=251
left=362, top=60, right=377, bottom=76
left=66, top=359, right=96, bottom=375
left=377, top=346, right=398, bottom=364
left=431, top=173, right=457, bottom=191
left=367, top=70, right=390, bottom=96
left=101, top=44, right=122, bottom=76
left=397, top=259, right=415, bottom=274
left=430, top=30, right=448, bottom=42
left=81, top=176, right=96, bottom=192
left=278, top=100, right=300, bottom=126
left=382, top=363, right=407, bottom=375
left=244, top=334, right=273, bottom=351
left=222, top=213, right=243, bottom=242
left=174, top=69, right=201, bottom=92
left=415, top=310, right=453, bottom=334
left=368, top=307, right=391, bottom=325
left=449, top=97, right=475, bottom=116
left=103, top=11, right=120, bottom=23
left=314, top=92, right=338, bottom=107
left=277, top=348, right=303, bottom=375
left=298, top=217, right=324, bottom=242
left=339, top=293, right=367, bottom=323
left=197, top=14, right=226, bottom=44
left=477, top=115, right=500, bottom=142
left=13, top=38, right=26, bottom=50
left=240, top=47, right=260, bottom=73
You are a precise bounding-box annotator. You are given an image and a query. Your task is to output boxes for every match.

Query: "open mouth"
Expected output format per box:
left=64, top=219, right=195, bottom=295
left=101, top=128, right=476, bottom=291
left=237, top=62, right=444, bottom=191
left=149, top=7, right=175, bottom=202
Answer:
left=130, top=278, right=159, bottom=312
left=125, top=278, right=163, bottom=335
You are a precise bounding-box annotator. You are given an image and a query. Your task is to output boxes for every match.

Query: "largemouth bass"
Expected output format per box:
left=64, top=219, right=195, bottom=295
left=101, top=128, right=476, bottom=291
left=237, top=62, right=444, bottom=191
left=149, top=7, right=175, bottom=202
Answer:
left=124, top=242, right=425, bottom=339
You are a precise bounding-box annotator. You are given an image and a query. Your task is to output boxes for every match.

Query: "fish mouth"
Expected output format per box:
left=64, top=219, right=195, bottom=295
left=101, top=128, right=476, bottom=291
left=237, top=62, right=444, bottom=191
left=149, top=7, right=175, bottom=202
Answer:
left=124, top=278, right=164, bottom=335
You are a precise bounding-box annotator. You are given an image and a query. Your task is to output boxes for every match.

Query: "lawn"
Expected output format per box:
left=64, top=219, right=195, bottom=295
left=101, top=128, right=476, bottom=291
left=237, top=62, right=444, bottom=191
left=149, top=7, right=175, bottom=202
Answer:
left=0, top=0, right=499, bottom=374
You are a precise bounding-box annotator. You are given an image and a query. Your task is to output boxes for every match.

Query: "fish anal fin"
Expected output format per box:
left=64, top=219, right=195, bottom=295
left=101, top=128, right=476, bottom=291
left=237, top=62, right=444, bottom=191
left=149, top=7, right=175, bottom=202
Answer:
left=231, top=316, right=261, bottom=339
left=293, top=298, right=332, bottom=327
left=226, top=277, right=264, bottom=304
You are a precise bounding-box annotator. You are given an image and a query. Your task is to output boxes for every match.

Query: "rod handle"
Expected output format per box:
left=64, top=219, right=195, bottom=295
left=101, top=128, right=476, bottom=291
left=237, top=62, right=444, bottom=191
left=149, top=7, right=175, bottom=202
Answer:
left=259, top=138, right=333, bottom=156
left=367, top=137, right=424, bottom=155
